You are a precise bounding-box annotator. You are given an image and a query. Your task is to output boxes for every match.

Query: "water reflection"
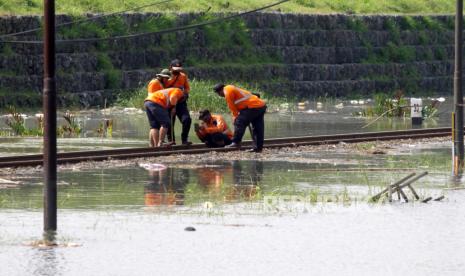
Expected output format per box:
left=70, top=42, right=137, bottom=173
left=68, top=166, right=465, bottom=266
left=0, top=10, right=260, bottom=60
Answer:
left=144, top=168, right=188, bottom=206
left=143, top=161, right=264, bottom=206
left=29, top=236, right=63, bottom=276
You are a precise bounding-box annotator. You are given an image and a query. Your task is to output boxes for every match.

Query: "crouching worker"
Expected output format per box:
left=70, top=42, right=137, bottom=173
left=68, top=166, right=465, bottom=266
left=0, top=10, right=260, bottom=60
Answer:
left=144, top=88, right=184, bottom=147
left=213, top=84, right=267, bottom=153
left=195, top=109, right=233, bottom=148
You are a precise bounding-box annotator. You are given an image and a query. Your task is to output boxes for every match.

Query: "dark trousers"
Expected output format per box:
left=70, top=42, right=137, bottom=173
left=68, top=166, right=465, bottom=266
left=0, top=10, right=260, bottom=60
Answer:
left=233, top=106, right=266, bottom=150
left=203, top=133, right=232, bottom=148
left=167, top=100, right=192, bottom=143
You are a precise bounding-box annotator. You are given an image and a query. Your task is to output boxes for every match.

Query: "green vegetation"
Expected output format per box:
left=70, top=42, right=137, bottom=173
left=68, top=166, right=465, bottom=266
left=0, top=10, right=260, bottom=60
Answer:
left=0, top=0, right=457, bottom=15
left=96, top=53, right=122, bottom=89
left=362, top=16, right=450, bottom=65
left=2, top=107, right=84, bottom=137
left=347, top=17, right=368, bottom=33
left=356, top=91, right=439, bottom=119
left=57, top=111, right=82, bottom=137
left=4, top=106, right=43, bottom=136
left=116, top=79, right=293, bottom=113
left=0, top=90, right=42, bottom=108
left=362, top=91, right=409, bottom=118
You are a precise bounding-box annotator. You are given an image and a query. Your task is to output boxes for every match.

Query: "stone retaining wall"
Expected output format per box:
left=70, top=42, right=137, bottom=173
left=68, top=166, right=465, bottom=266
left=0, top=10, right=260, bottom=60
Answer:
left=0, top=13, right=456, bottom=107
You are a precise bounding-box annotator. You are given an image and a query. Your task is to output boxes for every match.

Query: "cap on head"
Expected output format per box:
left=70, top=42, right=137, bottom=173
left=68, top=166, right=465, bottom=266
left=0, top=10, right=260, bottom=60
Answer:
left=156, top=68, right=171, bottom=78
left=213, top=83, right=225, bottom=93
left=170, top=59, right=183, bottom=71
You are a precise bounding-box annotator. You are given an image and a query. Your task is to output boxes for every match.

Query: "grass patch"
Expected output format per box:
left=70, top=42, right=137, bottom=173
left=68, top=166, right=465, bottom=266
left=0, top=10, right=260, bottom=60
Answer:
left=0, top=0, right=457, bottom=16
left=116, top=79, right=293, bottom=113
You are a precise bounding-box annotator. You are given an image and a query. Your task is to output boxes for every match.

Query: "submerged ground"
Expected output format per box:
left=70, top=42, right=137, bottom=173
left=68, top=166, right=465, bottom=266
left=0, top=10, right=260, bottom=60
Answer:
left=0, top=97, right=463, bottom=275
left=0, top=136, right=463, bottom=275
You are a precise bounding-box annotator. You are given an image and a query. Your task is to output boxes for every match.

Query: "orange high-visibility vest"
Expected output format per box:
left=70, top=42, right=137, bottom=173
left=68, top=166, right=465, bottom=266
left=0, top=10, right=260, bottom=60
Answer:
left=167, top=72, right=190, bottom=93
left=147, top=79, right=165, bottom=94
left=224, top=85, right=266, bottom=119
left=198, top=114, right=233, bottom=139
left=145, top=88, right=184, bottom=109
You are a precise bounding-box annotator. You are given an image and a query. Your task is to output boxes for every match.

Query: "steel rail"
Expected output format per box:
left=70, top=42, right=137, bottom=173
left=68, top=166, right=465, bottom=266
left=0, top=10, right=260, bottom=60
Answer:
left=0, top=128, right=453, bottom=168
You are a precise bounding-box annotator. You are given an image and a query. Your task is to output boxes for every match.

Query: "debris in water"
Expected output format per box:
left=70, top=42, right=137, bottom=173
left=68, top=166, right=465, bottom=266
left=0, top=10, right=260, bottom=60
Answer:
left=421, top=197, right=433, bottom=203
left=204, top=201, right=213, bottom=209
left=370, top=149, right=386, bottom=155
left=184, top=226, right=196, bottom=232
left=138, top=163, right=167, bottom=171
left=434, top=195, right=445, bottom=201
left=0, top=178, right=21, bottom=184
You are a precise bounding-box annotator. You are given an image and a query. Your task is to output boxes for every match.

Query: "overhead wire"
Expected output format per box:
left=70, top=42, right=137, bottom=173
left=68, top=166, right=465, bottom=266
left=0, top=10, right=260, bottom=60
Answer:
left=0, top=0, right=173, bottom=39
left=0, top=0, right=290, bottom=44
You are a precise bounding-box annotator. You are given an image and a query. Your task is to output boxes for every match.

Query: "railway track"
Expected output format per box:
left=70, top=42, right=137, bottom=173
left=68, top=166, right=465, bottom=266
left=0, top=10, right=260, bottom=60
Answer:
left=0, top=128, right=453, bottom=168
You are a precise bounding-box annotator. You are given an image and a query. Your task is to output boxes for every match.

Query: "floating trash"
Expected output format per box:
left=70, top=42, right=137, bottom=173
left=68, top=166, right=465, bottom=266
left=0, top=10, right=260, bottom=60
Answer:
left=204, top=201, right=213, bottom=209
left=0, top=178, right=21, bottom=184
left=334, top=103, right=344, bottom=109
left=138, top=163, right=167, bottom=171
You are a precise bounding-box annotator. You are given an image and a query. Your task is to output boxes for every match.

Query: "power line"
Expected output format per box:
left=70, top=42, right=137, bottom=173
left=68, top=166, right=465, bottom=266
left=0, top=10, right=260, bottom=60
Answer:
left=0, top=0, right=173, bottom=39
left=0, top=0, right=289, bottom=44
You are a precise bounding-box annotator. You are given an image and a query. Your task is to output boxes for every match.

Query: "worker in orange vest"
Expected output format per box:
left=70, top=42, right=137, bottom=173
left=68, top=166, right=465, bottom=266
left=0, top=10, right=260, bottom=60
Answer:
left=213, top=84, right=267, bottom=152
left=147, top=69, right=171, bottom=93
left=144, top=88, right=184, bottom=147
left=195, top=109, right=233, bottom=147
left=166, top=59, right=192, bottom=145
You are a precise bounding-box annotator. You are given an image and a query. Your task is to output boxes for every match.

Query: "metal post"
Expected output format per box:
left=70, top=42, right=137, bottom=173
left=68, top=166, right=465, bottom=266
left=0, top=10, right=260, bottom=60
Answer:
left=43, top=0, right=57, bottom=232
left=453, top=0, right=464, bottom=176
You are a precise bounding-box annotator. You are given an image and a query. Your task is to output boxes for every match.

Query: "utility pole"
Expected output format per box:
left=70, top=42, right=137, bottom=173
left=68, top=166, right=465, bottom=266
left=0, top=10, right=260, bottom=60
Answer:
left=43, top=0, right=57, bottom=232
left=453, top=0, right=464, bottom=176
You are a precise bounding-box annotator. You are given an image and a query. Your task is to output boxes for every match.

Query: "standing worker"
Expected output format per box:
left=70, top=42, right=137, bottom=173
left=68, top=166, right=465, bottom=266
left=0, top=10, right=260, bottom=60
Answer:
left=166, top=59, right=192, bottom=145
left=213, top=84, right=267, bottom=153
left=144, top=88, right=184, bottom=147
left=147, top=69, right=171, bottom=93
left=195, top=109, right=233, bottom=148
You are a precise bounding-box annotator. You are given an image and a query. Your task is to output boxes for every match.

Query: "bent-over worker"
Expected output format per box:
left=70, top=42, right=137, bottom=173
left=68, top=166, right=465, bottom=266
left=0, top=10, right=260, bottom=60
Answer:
left=147, top=69, right=171, bottom=94
left=195, top=109, right=233, bottom=148
left=144, top=88, right=184, bottom=147
left=213, top=84, right=267, bottom=153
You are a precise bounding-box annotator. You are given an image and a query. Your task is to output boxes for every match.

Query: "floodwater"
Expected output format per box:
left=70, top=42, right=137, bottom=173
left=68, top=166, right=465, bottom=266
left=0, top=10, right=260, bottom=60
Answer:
left=1, top=139, right=464, bottom=275
left=1, top=97, right=463, bottom=275
left=0, top=97, right=451, bottom=156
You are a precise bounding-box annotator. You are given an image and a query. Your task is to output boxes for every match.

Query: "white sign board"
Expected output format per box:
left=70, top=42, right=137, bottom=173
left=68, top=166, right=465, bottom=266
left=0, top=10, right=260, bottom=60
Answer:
left=410, top=98, right=422, bottom=118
